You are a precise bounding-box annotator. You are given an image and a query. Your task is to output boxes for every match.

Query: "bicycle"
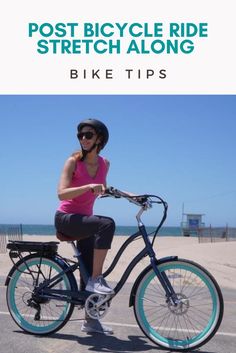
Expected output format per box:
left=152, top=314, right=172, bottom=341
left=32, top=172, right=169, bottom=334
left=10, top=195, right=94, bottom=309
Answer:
left=5, top=187, right=224, bottom=351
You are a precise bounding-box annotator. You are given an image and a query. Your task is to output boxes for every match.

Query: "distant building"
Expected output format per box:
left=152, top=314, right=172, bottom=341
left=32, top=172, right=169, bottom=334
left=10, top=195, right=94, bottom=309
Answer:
left=181, top=213, right=205, bottom=236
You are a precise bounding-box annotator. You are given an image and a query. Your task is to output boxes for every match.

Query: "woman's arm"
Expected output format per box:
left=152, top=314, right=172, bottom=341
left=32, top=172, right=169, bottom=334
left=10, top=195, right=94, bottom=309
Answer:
left=57, top=157, right=92, bottom=200
left=104, top=159, right=110, bottom=188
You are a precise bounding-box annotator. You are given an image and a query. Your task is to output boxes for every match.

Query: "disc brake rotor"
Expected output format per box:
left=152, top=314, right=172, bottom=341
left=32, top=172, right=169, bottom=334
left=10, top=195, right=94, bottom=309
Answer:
left=168, top=293, right=190, bottom=315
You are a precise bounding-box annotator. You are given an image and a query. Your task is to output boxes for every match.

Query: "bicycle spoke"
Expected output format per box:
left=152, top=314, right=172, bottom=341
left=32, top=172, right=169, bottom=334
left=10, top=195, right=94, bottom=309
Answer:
left=7, top=256, right=74, bottom=334
left=134, top=259, right=223, bottom=350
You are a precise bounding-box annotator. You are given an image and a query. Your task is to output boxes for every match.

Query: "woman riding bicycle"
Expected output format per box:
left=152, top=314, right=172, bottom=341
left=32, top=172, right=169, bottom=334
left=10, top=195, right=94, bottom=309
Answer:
left=54, top=118, right=115, bottom=334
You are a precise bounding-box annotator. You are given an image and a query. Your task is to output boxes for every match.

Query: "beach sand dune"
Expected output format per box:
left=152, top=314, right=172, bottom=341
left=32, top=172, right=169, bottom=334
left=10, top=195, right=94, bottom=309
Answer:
left=1, top=235, right=236, bottom=289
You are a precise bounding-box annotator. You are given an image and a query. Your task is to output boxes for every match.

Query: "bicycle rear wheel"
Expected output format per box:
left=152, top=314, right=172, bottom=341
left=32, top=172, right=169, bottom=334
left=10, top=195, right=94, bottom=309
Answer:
left=134, top=259, right=224, bottom=351
left=6, top=255, right=75, bottom=335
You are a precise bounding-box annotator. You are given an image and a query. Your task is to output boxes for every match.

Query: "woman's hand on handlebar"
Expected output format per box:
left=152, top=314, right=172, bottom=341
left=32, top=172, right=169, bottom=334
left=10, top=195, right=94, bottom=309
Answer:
left=90, top=184, right=106, bottom=195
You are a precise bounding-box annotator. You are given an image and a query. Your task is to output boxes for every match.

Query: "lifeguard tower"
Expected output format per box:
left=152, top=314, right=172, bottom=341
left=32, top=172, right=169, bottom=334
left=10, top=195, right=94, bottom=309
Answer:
left=181, top=213, right=205, bottom=237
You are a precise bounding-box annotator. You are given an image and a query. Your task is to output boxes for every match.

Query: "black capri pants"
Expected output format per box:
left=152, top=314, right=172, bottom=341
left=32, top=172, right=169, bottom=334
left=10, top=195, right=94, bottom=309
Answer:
left=55, top=211, right=115, bottom=289
left=55, top=211, right=115, bottom=249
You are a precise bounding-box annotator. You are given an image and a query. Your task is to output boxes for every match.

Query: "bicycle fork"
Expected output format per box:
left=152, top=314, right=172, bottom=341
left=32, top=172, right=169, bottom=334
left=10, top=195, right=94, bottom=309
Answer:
left=150, top=257, right=179, bottom=306
left=139, top=224, right=179, bottom=306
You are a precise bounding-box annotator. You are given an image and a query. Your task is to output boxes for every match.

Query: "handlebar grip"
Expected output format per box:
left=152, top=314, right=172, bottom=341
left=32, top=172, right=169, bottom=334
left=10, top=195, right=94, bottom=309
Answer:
left=104, top=186, right=124, bottom=199
left=104, top=186, right=114, bottom=195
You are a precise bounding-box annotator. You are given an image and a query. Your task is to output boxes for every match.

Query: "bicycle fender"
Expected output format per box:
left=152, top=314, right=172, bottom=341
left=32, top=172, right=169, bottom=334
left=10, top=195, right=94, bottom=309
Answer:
left=129, top=256, right=178, bottom=307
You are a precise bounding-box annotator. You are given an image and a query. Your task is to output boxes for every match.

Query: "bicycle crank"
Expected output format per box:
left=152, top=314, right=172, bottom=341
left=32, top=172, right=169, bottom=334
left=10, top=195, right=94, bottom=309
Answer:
left=85, top=293, right=111, bottom=319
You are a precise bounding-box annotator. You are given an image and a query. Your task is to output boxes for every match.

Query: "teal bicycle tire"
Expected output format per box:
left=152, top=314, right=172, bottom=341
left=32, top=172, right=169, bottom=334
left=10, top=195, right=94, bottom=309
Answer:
left=134, top=259, right=224, bottom=351
left=6, top=255, right=75, bottom=335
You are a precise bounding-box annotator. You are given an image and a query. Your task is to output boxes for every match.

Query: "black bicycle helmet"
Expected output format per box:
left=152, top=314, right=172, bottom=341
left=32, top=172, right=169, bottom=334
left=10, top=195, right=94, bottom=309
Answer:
left=77, top=119, right=109, bottom=151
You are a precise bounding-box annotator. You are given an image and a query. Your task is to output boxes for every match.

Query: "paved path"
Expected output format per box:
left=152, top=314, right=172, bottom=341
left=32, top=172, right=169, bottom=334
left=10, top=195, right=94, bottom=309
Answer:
left=1, top=276, right=236, bottom=353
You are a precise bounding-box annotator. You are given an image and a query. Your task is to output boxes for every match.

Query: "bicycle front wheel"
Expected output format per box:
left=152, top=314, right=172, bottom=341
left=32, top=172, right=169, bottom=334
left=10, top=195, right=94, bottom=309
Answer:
left=134, top=259, right=224, bottom=351
left=6, top=255, right=75, bottom=335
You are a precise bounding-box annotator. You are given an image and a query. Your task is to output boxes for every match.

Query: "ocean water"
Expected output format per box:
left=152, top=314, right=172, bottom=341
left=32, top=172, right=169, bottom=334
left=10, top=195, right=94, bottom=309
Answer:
left=0, top=224, right=182, bottom=237
left=1, top=224, right=236, bottom=239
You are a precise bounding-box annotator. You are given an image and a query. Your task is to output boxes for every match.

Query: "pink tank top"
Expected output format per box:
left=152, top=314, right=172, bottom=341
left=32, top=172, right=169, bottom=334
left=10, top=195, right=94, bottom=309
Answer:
left=58, top=156, right=108, bottom=216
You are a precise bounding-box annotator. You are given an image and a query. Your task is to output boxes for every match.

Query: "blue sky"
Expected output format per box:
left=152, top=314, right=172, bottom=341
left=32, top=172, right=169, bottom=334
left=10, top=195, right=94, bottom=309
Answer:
left=0, top=95, right=236, bottom=227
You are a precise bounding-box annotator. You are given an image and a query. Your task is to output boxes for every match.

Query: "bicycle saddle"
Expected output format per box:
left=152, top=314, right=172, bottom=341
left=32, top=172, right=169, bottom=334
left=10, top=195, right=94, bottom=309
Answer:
left=56, top=231, right=78, bottom=242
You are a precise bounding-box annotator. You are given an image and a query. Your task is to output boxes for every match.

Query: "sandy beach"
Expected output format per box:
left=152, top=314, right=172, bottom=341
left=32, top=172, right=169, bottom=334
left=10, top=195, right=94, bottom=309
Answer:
left=1, top=235, right=236, bottom=289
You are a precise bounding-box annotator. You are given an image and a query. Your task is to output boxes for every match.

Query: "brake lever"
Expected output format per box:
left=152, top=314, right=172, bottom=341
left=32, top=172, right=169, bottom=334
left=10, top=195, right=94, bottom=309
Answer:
left=98, top=194, right=109, bottom=199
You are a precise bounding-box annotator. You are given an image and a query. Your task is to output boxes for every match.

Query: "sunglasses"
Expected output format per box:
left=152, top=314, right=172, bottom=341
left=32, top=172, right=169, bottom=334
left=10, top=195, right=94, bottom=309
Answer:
left=78, top=131, right=96, bottom=140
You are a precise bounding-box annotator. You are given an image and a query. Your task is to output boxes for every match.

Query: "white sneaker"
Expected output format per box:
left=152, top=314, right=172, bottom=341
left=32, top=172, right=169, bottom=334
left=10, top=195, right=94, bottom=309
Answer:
left=81, top=318, right=113, bottom=334
left=85, top=275, right=114, bottom=294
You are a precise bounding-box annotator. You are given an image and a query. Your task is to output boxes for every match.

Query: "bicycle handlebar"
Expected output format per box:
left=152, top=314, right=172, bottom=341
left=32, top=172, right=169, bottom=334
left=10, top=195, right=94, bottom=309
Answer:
left=104, top=186, right=167, bottom=208
left=103, top=187, right=168, bottom=243
left=103, top=187, right=150, bottom=207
